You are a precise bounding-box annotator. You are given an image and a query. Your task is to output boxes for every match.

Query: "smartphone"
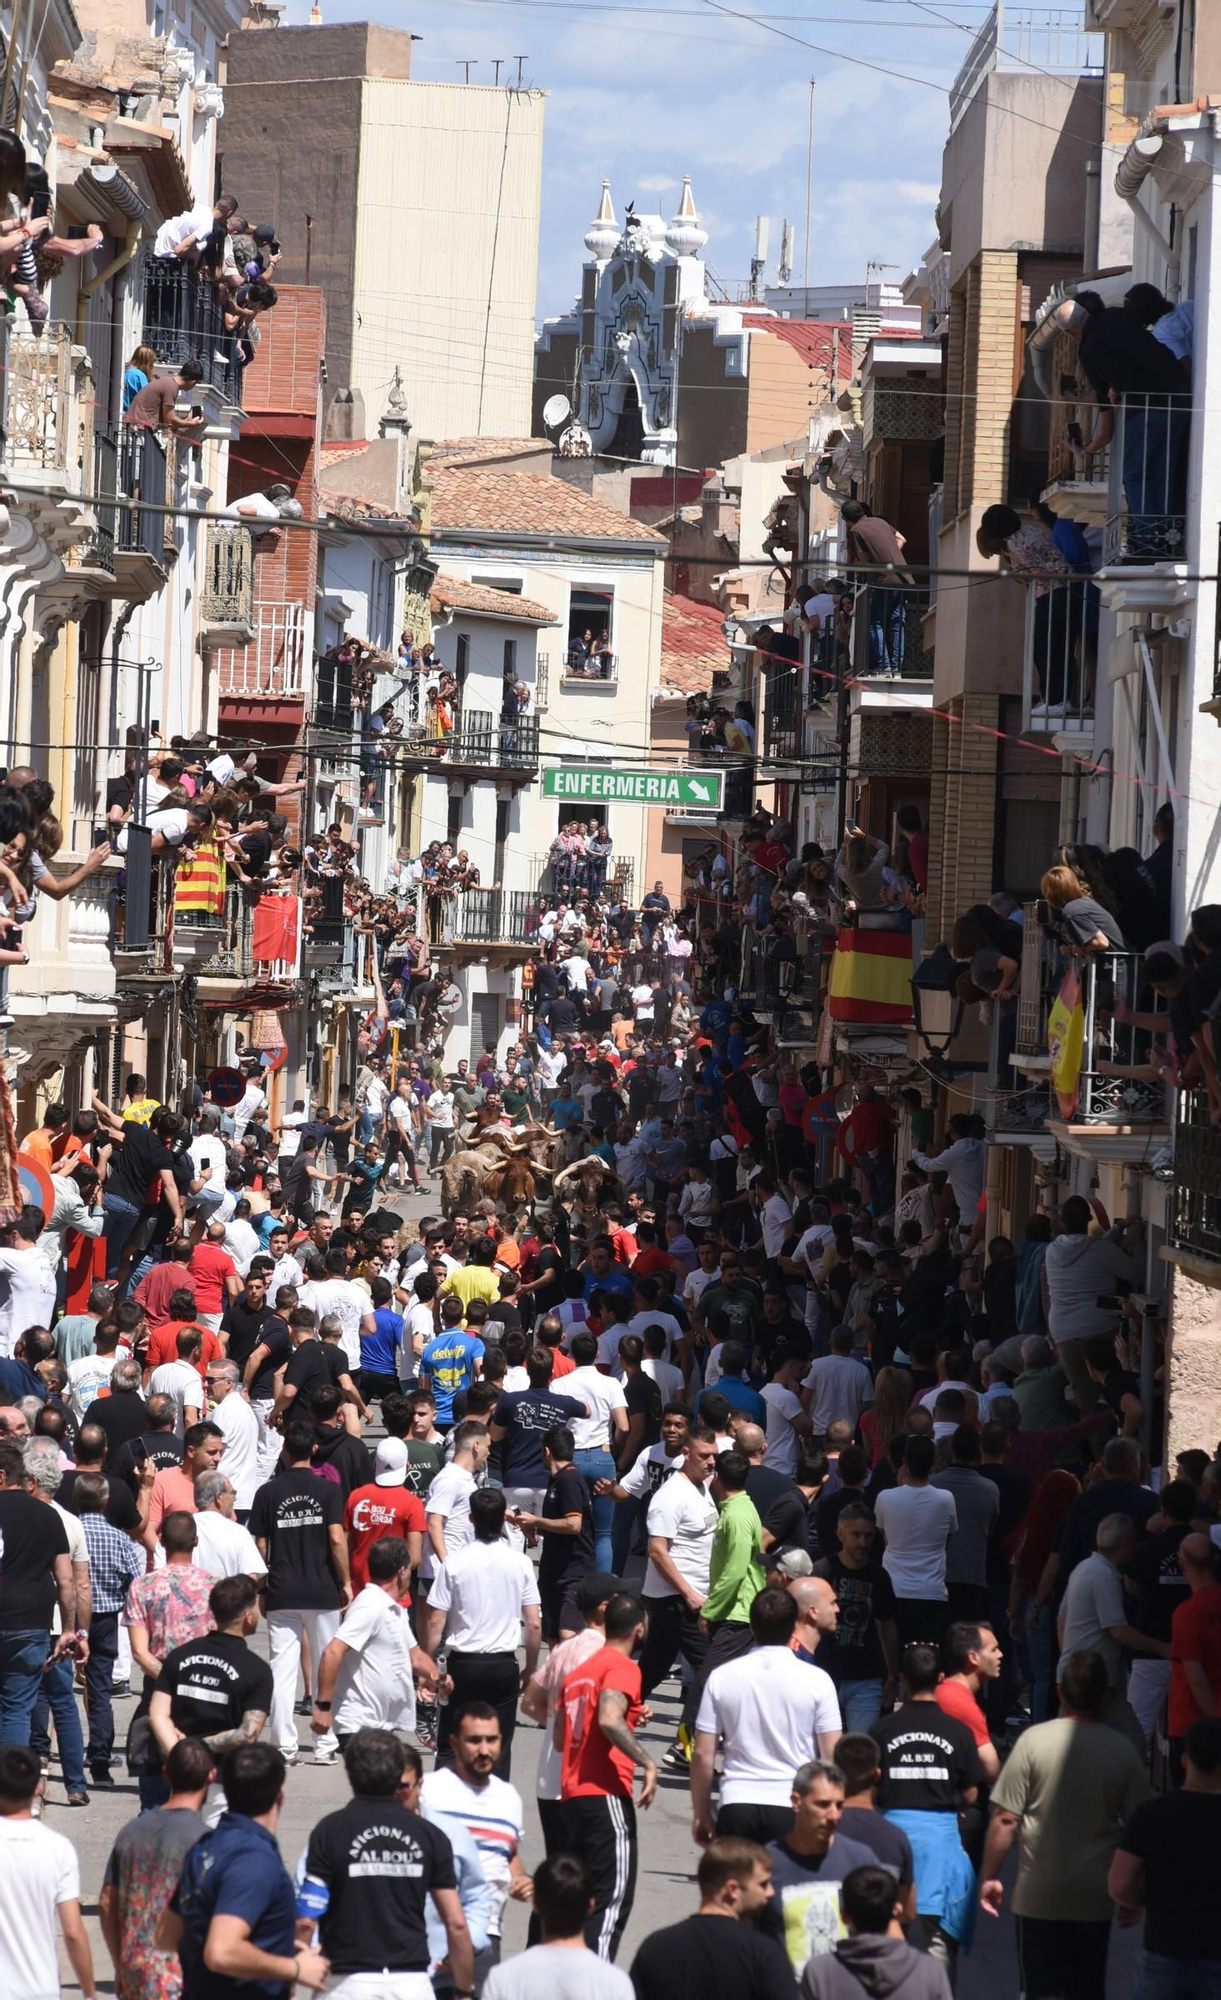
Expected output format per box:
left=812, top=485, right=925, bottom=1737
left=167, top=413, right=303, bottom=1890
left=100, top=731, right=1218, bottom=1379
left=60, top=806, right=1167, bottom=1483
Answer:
left=132, top=1440, right=148, bottom=1466
left=29, top=189, right=50, bottom=219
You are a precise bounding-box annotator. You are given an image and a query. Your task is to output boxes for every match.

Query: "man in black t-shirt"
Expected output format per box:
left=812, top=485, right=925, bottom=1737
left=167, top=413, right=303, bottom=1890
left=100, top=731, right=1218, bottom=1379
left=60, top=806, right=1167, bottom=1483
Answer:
left=222, top=1271, right=280, bottom=1379
left=149, top=1573, right=272, bottom=1795
left=100, top=1111, right=183, bottom=1280
left=871, top=1642, right=981, bottom=1974
left=300, top=1729, right=472, bottom=1991
left=0, top=1440, right=74, bottom=1735
left=249, top=1421, right=350, bottom=1764
left=513, top=1425, right=595, bottom=1640
left=811, top=1504, right=900, bottom=1732
left=631, top=1837, right=794, bottom=2000
left=109, top=1395, right=183, bottom=1495
left=271, top=1313, right=347, bottom=1427
left=1110, top=1714, right=1221, bottom=1988
left=59, top=1423, right=145, bottom=1537
left=618, top=1334, right=662, bottom=1460
left=81, top=1358, right=149, bottom=1463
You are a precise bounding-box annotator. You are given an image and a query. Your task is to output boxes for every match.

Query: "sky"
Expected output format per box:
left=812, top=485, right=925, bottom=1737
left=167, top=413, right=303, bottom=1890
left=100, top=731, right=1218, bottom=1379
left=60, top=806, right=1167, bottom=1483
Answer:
left=283, top=0, right=989, bottom=325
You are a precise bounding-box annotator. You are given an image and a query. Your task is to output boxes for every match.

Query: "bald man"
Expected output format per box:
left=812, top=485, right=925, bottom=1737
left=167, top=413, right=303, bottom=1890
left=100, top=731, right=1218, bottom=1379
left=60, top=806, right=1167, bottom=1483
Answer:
left=735, top=1420, right=810, bottom=1552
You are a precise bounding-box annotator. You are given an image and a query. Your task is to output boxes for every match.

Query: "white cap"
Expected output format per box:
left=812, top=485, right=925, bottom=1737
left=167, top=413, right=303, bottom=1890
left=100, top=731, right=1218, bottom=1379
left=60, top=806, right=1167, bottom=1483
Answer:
left=374, top=1437, right=409, bottom=1487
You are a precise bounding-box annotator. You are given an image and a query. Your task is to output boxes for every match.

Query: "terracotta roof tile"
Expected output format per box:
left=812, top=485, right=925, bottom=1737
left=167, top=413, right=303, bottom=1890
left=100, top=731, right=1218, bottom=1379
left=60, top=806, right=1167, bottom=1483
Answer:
left=429, top=465, right=668, bottom=546
left=430, top=577, right=559, bottom=625
left=742, top=315, right=857, bottom=381
left=429, top=437, right=551, bottom=467
left=658, top=591, right=728, bottom=695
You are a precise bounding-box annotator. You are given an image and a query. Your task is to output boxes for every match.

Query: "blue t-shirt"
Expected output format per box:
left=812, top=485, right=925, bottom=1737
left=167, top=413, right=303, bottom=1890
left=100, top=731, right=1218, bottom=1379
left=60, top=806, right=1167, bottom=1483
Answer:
left=582, top=1265, right=634, bottom=1305
left=552, top=1096, right=584, bottom=1129
left=173, top=1812, right=297, bottom=2000
left=346, top=1157, right=386, bottom=1210
left=420, top=1330, right=485, bottom=1424
left=701, top=1374, right=766, bottom=1424
left=360, top=1308, right=403, bottom=1376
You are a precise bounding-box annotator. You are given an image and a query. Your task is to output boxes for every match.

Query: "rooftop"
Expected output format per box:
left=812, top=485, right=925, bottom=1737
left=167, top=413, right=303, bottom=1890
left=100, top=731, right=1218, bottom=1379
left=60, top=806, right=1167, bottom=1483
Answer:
left=657, top=591, right=728, bottom=696
left=742, top=316, right=858, bottom=382
left=428, top=465, right=668, bottom=547
left=429, top=437, right=552, bottom=468
left=430, top=577, right=559, bottom=625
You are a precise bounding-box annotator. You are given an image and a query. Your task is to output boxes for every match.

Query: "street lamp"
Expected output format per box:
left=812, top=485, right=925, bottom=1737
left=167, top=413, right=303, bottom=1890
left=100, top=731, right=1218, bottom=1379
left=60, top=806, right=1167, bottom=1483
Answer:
left=910, top=942, right=964, bottom=1058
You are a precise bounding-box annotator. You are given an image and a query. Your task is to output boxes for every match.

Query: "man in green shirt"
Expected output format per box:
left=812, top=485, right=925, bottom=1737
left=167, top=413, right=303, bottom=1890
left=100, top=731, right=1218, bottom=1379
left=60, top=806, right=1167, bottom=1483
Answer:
left=698, top=1449, right=765, bottom=1692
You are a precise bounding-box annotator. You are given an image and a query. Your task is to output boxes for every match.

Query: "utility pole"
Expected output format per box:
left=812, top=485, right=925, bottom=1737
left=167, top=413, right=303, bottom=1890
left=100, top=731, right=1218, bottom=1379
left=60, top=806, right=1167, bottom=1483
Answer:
left=457, top=59, right=476, bottom=82
left=803, top=79, right=816, bottom=296
left=491, top=57, right=504, bottom=84
left=511, top=55, right=527, bottom=84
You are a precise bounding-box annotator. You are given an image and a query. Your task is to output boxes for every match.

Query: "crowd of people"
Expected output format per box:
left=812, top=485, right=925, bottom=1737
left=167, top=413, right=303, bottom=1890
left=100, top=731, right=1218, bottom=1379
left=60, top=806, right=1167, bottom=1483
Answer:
left=1, top=843, right=1218, bottom=2000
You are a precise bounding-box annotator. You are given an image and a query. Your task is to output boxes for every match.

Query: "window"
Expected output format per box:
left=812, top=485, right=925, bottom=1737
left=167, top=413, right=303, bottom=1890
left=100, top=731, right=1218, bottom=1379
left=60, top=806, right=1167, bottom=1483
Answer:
left=447, top=793, right=464, bottom=845
left=474, top=575, right=523, bottom=596
left=503, top=639, right=517, bottom=677
left=455, top=634, right=469, bottom=691
left=566, top=587, right=615, bottom=672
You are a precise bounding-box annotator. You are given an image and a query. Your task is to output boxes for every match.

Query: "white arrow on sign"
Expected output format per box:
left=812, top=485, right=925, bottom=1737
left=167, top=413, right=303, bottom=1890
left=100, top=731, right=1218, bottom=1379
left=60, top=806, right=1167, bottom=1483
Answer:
left=688, top=779, right=712, bottom=801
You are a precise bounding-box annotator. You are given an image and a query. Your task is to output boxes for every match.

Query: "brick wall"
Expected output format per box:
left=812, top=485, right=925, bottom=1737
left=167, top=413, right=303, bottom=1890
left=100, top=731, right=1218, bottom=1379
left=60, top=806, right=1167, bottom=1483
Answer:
left=926, top=691, right=1000, bottom=943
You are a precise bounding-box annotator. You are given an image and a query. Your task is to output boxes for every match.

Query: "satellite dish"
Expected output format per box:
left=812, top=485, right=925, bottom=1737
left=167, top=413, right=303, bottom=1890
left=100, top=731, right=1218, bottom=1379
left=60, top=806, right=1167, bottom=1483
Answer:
left=542, top=394, right=572, bottom=431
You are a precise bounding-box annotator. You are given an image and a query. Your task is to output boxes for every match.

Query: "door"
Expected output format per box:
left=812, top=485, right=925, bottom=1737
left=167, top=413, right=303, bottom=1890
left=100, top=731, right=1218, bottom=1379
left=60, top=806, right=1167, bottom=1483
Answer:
left=470, top=992, right=500, bottom=1066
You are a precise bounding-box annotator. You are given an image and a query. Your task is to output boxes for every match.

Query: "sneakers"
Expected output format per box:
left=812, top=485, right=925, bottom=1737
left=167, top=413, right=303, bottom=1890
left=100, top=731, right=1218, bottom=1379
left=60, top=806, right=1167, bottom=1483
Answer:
left=65, top=1789, right=89, bottom=1807
left=662, top=1724, right=693, bottom=1770
left=295, top=1696, right=313, bottom=1716
left=312, top=1746, right=338, bottom=1767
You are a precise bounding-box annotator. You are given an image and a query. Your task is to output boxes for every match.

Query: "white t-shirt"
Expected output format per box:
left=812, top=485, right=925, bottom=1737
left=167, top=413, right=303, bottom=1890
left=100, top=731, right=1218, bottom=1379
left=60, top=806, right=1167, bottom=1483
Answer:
left=232, top=1082, right=267, bottom=1139
left=683, top=1266, right=718, bottom=1312
left=332, top=1582, right=417, bottom=1736
left=427, top=1539, right=539, bottom=1652
left=222, top=1218, right=262, bottom=1277
left=191, top=1509, right=268, bottom=1579
left=148, top=1360, right=205, bottom=1435
left=626, top=1310, right=682, bottom=1363
left=389, top=1093, right=416, bottom=1136
left=420, top=1766, right=523, bottom=1936
left=761, top=1381, right=804, bottom=1475
left=679, top=1181, right=714, bottom=1228
left=761, top=1193, right=794, bottom=1258
left=424, top=1463, right=478, bottom=1566
left=564, top=1365, right=626, bottom=1451
left=917, top=1379, right=972, bottom=1411
left=874, top=1483, right=958, bottom=1600
left=642, top=1355, right=685, bottom=1406
left=695, top=1646, right=842, bottom=1805
left=66, top=1351, right=123, bottom=1420
left=189, top=1134, right=228, bottom=1187
left=0, top=1247, right=57, bottom=1360
left=643, top=1472, right=718, bottom=1597
left=620, top=1443, right=682, bottom=1501
left=301, top=1277, right=366, bottom=1368
left=212, top=1390, right=262, bottom=1507
left=427, top=1091, right=456, bottom=1129
left=153, top=203, right=213, bottom=257
left=366, top=1077, right=389, bottom=1120
left=0, top=1816, right=80, bottom=2000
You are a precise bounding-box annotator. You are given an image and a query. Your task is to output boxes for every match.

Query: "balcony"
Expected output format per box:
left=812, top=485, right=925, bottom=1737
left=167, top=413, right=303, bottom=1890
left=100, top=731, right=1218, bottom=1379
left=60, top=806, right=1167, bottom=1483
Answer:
left=446, top=888, right=546, bottom=948
left=64, top=424, right=122, bottom=595
left=1, top=321, right=97, bottom=549
left=305, top=916, right=362, bottom=991
left=1096, top=394, right=1192, bottom=613
left=848, top=587, right=933, bottom=708
left=535, top=653, right=550, bottom=711
left=1029, top=948, right=1173, bottom=1163
left=7, top=860, right=122, bottom=1072
left=448, top=708, right=540, bottom=776
left=739, top=915, right=824, bottom=1043
left=1020, top=577, right=1096, bottom=738
left=191, top=884, right=303, bottom=988
left=560, top=646, right=617, bottom=686
left=949, top=2, right=1101, bottom=133
left=217, top=602, right=308, bottom=702
left=141, top=261, right=243, bottom=416
left=201, top=524, right=255, bottom=648
left=115, top=427, right=169, bottom=598
left=1172, top=1090, right=1221, bottom=1264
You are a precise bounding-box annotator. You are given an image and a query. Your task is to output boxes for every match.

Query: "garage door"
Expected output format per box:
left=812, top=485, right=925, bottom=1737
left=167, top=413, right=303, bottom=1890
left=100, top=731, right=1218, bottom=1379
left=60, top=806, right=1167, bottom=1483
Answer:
left=469, top=992, right=500, bottom=1065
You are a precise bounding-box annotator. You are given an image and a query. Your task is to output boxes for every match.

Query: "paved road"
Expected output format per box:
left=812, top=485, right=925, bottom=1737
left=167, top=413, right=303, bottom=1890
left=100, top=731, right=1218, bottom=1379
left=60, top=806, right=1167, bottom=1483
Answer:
left=46, top=1174, right=1143, bottom=1997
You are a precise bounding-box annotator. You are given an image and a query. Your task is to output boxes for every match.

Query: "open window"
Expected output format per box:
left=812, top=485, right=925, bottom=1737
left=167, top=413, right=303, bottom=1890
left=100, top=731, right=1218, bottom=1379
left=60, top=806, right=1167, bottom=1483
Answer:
left=565, top=587, right=616, bottom=679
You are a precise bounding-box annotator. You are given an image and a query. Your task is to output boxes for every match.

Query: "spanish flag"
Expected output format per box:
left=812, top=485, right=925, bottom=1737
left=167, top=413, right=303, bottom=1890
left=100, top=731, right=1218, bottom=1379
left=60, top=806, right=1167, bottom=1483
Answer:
left=827, top=927, right=915, bottom=1025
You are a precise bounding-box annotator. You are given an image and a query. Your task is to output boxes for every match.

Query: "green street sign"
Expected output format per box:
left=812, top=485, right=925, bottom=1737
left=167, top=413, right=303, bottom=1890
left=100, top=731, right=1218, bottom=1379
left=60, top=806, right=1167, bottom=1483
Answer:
left=542, top=767, right=725, bottom=810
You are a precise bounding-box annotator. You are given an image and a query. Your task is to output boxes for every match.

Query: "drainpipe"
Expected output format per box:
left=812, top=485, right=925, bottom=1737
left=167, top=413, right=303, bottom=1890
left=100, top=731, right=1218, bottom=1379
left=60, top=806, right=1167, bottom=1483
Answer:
left=76, top=220, right=141, bottom=349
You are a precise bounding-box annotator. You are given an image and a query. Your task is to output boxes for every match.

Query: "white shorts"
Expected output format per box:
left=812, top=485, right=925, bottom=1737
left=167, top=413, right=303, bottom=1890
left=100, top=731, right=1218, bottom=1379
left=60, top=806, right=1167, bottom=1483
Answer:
left=327, top=1975, right=434, bottom=2000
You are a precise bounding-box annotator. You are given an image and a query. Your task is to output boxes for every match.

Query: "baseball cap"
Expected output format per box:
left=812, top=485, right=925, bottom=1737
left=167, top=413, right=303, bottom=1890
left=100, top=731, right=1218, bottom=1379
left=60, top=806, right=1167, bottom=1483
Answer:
left=1144, top=940, right=1184, bottom=965
left=769, top=1545, right=814, bottom=1579
left=374, top=1438, right=409, bottom=1487
left=575, top=1571, right=624, bottom=1614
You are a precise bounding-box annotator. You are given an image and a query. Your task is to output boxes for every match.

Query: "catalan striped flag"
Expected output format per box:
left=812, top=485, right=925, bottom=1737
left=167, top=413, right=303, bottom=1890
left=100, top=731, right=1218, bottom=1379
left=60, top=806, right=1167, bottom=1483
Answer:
left=174, top=838, right=226, bottom=917
left=826, top=926, right=915, bottom=1025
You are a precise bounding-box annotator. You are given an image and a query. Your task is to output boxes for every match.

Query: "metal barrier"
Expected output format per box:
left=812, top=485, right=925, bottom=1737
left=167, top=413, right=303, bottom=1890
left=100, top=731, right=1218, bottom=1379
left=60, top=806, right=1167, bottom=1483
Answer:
left=117, top=426, right=168, bottom=560
left=561, top=647, right=617, bottom=681
left=850, top=587, right=931, bottom=679
left=1173, top=1088, right=1221, bottom=1260
left=141, top=261, right=243, bottom=403
left=1021, top=575, right=1096, bottom=731
left=1104, top=392, right=1190, bottom=565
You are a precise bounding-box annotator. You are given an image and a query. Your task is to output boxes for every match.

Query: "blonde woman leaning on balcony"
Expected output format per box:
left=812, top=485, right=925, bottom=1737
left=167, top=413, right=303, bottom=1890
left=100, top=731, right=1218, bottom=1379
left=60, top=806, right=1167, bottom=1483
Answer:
left=1040, top=864, right=1128, bottom=953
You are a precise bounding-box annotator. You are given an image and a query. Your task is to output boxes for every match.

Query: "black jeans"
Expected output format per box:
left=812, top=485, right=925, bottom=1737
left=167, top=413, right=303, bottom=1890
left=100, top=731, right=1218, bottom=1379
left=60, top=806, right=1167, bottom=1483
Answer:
left=638, top=1592, right=708, bottom=1731
left=85, top=1611, right=120, bottom=1775
left=1016, top=1915, right=1111, bottom=2000
left=565, top=1793, right=637, bottom=1962
left=434, top=1649, right=520, bottom=1781
left=691, top=1616, right=755, bottom=1715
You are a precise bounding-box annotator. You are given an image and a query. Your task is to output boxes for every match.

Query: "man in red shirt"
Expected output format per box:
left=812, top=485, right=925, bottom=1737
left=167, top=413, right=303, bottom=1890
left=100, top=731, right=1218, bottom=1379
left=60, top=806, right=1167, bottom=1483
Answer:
left=1169, top=1534, right=1221, bottom=1765
left=629, top=1221, right=677, bottom=1283
left=134, top=1242, right=197, bottom=1330
left=343, top=1438, right=425, bottom=1596
left=560, top=1590, right=657, bottom=1960
left=142, top=1291, right=223, bottom=1379
left=836, top=1084, right=897, bottom=1221
left=186, top=1221, right=241, bottom=1331
left=935, top=1620, right=1002, bottom=1782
